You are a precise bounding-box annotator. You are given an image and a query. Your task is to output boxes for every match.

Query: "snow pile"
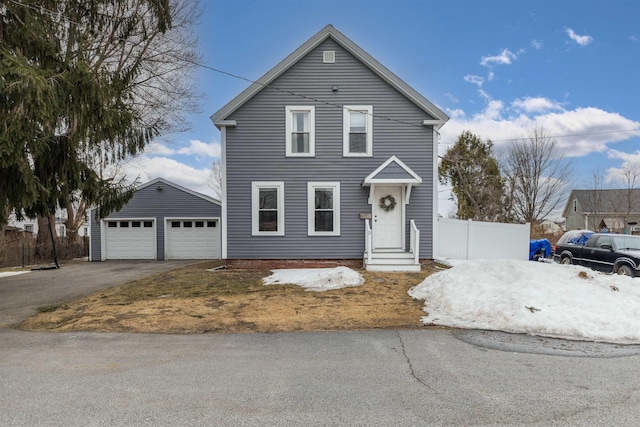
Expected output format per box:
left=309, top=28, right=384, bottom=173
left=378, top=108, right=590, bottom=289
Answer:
left=0, top=271, right=29, bottom=278
left=263, top=266, right=364, bottom=292
left=409, top=260, right=640, bottom=344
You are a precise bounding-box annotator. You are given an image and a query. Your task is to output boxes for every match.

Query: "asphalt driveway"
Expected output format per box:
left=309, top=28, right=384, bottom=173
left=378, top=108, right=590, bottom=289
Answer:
left=0, top=260, right=196, bottom=327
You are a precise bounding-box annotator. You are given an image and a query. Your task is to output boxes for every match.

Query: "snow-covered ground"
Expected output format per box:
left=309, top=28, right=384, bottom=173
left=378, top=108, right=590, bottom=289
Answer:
left=0, top=271, right=29, bottom=278
left=263, top=266, right=364, bottom=292
left=409, top=260, right=640, bottom=344
left=262, top=262, right=640, bottom=343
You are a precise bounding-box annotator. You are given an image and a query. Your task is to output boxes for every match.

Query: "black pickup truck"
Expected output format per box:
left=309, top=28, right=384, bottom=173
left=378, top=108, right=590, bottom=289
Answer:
left=553, top=233, right=640, bottom=277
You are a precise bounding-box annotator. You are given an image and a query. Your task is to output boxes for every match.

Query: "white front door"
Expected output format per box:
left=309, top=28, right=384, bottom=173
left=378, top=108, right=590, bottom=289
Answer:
left=373, top=185, right=403, bottom=249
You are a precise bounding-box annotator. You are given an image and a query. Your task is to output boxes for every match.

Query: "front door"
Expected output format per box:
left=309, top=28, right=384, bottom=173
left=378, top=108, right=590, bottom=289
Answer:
left=373, top=185, right=403, bottom=249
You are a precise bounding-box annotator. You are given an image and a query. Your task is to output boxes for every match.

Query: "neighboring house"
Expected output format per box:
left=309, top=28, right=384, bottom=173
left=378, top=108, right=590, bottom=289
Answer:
left=6, top=209, right=73, bottom=238
left=563, top=189, right=640, bottom=234
left=89, top=178, right=222, bottom=261
left=211, top=25, right=449, bottom=271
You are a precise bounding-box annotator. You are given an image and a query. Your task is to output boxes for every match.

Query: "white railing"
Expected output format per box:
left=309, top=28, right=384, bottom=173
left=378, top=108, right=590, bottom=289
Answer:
left=364, top=219, right=373, bottom=265
left=410, top=219, right=420, bottom=265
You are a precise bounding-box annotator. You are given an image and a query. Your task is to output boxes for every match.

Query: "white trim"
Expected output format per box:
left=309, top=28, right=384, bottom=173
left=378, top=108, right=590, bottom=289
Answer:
left=213, top=119, right=237, bottom=127
left=422, top=119, right=446, bottom=130
left=221, top=126, right=228, bottom=259
left=432, top=126, right=438, bottom=259
left=343, top=105, right=373, bottom=157
left=307, top=182, right=341, bottom=236
left=363, top=155, right=422, bottom=185
left=251, top=181, right=285, bottom=236
left=285, top=106, right=315, bottom=157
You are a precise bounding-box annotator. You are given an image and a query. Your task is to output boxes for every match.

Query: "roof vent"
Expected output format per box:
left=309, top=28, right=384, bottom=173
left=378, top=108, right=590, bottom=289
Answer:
left=323, top=51, right=335, bottom=64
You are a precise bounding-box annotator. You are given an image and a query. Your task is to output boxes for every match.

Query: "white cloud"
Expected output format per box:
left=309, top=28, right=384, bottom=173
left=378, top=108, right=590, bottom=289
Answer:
left=605, top=150, right=640, bottom=183
left=480, top=48, right=517, bottom=66
left=444, top=93, right=459, bottom=103
left=120, top=155, right=217, bottom=198
left=464, top=74, right=484, bottom=87
left=531, top=39, right=543, bottom=50
left=144, top=141, right=176, bottom=156
left=177, top=140, right=221, bottom=158
left=446, top=108, right=466, bottom=119
left=511, top=97, right=563, bottom=113
left=144, top=140, right=221, bottom=159
left=565, top=28, right=593, bottom=46
left=439, top=102, right=640, bottom=159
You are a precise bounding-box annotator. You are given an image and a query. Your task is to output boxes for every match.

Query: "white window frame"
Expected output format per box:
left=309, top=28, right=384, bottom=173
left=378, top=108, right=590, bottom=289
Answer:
left=285, top=106, right=315, bottom=157
left=252, top=181, right=285, bottom=236
left=307, top=182, right=340, bottom=236
left=343, top=105, right=373, bottom=157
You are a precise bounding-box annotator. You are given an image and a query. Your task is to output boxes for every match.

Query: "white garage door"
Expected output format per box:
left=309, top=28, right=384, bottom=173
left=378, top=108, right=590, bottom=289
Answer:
left=166, top=219, right=221, bottom=259
left=104, top=220, right=155, bottom=259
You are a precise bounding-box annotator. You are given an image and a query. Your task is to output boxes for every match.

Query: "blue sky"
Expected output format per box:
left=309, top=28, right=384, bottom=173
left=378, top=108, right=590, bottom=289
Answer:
left=124, top=0, right=640, bottom=217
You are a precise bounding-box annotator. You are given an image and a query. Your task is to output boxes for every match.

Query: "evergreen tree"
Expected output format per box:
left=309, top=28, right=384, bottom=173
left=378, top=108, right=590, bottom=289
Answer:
left=0, top=0, right=197, bottom=225
left=439, top=131, right=509, bottom=221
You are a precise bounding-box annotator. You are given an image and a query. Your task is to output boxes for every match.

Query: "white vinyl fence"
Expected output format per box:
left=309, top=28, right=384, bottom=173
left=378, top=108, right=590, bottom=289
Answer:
left=436, top=218, right=530, bottom=260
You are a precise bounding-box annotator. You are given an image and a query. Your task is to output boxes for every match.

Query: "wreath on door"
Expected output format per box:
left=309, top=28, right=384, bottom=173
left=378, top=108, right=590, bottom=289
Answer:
left=379, top=194, right=397, bottom=211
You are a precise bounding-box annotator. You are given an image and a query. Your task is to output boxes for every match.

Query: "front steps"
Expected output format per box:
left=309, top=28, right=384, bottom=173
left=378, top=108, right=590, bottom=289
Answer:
left=364, top=250, right=421, bottom=272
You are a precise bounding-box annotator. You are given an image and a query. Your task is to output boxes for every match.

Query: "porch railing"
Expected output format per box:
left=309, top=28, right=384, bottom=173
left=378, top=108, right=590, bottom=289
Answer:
left=410, top=219, right=420, bottom=265
left=364, top=219, right=372, bottom=265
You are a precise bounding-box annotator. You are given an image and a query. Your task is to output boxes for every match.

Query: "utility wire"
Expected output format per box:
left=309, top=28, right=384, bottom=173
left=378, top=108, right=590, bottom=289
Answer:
left=7, top=0, right=640, bottom=142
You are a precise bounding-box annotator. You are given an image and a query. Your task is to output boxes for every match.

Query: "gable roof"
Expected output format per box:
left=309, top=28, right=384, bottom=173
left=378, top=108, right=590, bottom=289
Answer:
left=563, top=188, right=640, bottom=217
left=137, top=178, right=221, bottom=205
left=363, top=155, right=422, bottom=185
left=211, top=24, right=449, bottom=128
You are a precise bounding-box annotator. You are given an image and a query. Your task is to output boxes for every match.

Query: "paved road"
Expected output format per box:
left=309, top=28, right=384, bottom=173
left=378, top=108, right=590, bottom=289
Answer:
left=1, top=328, right=639, bottom=426
left=2, top=261, right=640, bottom=425
left=0, top=260, right=195, bottom=327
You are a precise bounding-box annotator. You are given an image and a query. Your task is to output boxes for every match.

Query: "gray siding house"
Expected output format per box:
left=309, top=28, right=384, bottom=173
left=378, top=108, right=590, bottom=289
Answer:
left=90, top=178, right=221, bottom=261
left=563, top=189, right=640, bottom=234
left=211, top=25, right=449, bottom=271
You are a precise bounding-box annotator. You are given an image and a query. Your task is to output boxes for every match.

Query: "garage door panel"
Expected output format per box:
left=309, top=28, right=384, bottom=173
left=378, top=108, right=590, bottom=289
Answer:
left=166, top=219, right=220, bottom=259
left=105, top=220, right=155, bottom=259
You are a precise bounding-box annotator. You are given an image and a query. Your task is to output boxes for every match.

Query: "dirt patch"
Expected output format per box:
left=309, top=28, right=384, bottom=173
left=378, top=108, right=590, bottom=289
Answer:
left=17, top=261, right=437, bottom=334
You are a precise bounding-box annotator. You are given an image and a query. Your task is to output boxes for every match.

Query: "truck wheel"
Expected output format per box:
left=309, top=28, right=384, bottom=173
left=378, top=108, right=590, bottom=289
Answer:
left=616, top=265, right=633, bottom=277
left=560, top=257, right=571, bottom=265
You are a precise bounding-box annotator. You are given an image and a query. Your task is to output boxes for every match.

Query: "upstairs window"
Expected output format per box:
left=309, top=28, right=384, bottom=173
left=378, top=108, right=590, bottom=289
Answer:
left=343, top=106, right=373, bottom=157
left=252, top=182, right=285, bottom=236
left=285, top=106, right=315, bottom=157
left=307, top=182, right=340, bottom=236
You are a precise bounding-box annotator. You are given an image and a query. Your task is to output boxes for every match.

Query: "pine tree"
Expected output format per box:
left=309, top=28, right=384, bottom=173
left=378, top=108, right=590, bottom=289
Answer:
left=0, top=0, right=197, bottom=225
left=439, top=131, right=509, bottom=221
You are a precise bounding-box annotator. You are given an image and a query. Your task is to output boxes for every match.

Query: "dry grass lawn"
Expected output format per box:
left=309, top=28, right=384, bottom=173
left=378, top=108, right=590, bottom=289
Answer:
left=18, top=261, right=438, bottom=334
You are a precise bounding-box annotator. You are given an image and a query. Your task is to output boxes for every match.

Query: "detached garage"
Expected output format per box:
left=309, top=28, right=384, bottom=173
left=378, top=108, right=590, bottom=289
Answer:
left=90, top=178, right=221, bottom=261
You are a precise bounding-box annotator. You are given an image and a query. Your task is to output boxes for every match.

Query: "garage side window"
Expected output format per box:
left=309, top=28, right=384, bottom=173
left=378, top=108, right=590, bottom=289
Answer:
left=252, top=181, right=285, bottom=236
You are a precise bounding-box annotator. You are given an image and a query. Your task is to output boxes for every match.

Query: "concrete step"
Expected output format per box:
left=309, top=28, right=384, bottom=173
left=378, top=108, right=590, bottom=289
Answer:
left=365, top=251, right=420, bottom=272
left=371, top=251, right=415, bottom=259
left=365, top=263, right=421, bottom=273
